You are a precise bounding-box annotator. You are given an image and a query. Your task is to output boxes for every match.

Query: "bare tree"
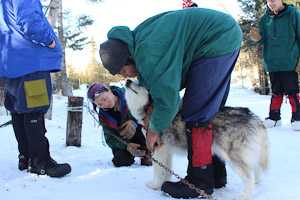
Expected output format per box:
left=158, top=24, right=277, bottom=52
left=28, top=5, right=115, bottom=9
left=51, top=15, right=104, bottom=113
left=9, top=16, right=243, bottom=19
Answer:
left=57, top=2, right=73, bottom=96
left=46, top=0, right=60, bottom=27
left=44, top=0, right=62, bottom=120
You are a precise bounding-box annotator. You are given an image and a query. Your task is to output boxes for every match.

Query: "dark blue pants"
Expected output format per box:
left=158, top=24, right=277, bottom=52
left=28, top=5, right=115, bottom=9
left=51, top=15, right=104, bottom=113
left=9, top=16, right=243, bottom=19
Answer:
left=182, top=49, right=240, bottom=123
left=3, top=71, right=52, bottom=114
left=182, top=49, right=240, bottom=181
left=3, top=71, right=52, bottom=163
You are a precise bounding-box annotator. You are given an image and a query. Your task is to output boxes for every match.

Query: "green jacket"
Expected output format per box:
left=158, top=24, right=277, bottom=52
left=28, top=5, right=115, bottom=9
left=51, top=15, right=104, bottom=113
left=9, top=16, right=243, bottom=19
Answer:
left=98, top=86, right=135, bottom=150
left=108, top=8, right=242, bottom=132
left=257, top=4, right=300, bottom=72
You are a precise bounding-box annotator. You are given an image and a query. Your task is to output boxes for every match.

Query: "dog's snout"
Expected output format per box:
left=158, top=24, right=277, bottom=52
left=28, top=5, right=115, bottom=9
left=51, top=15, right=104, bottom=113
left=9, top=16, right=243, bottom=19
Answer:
left=126, top=79, right=132, bottom=88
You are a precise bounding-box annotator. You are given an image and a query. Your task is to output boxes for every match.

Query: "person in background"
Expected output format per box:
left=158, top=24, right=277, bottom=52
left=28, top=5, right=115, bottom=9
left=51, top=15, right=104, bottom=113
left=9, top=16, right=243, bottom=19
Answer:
left=87, top=83, right=152, bottom=167
left=99, top=8, right=242, bottom=198
left=0, top=0, right=71, bottom=177
left=250, top=0, right=300, bottom=131
left=182, top=0, right=198, bottom=8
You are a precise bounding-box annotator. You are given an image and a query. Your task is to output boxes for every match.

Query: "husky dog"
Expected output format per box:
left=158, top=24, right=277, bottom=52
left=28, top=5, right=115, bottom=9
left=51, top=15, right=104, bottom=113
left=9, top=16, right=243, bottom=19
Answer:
left=125, top=79, right=270, bottom=200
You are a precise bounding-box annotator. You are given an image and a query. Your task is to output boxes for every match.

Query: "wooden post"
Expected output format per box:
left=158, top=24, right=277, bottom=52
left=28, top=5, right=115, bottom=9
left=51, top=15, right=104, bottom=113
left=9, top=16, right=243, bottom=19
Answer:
left=66, top=96, right=83, bottom=147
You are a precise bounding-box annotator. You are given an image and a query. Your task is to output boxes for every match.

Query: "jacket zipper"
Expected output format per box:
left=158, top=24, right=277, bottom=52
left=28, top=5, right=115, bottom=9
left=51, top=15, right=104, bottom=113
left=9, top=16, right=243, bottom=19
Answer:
left=273, top=16, right=277, bottom=40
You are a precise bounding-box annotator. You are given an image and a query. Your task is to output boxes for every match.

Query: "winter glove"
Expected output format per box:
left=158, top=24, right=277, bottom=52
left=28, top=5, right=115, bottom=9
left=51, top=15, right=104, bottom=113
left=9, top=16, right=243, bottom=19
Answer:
left=295, top=57, right=300, bottom=72
left=127, top=143, right=145, bottom=157
left=120, top=120, right=138, bottom=139
left=250, top=27, right=262, bottom=42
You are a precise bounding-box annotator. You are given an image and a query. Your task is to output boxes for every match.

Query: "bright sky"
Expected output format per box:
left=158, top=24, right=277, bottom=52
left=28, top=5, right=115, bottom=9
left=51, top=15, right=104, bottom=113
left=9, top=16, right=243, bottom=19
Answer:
left=63, top=0, right=241, bottom=69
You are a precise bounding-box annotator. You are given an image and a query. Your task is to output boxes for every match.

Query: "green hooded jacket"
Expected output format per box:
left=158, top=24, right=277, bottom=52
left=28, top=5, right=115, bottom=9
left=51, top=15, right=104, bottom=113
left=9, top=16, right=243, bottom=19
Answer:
left=108, top=8, right=242, bottom=132
left=257, top=4, right=300, bottom=72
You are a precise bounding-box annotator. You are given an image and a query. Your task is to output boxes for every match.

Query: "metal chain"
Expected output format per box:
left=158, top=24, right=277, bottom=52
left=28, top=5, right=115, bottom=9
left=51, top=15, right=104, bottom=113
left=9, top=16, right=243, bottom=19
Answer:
left=67, top=106, right=84, bottom=112
left=86, top=104, right=216, bottom=200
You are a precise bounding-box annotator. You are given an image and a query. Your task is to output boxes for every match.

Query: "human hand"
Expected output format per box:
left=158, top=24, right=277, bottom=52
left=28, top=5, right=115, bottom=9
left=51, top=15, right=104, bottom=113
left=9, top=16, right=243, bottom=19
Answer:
left=250, top=27, right=262, bottom=42
left=120, top=120, right=138, bottom=139
left=144, top=104, right=154, bottom=130
left=48, top=39, right=56, bottom=48
left=127, top=143, right=145, bottom=157
left=146, top=128, right=163, bottom=151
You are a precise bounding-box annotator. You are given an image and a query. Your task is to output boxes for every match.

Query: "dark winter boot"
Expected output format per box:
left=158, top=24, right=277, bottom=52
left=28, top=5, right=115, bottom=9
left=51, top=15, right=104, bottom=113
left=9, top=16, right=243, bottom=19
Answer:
left=161, top=123, right=214, bottom=198
left=23, top=112, right=71, bottom=177
left=288, top=94, right=300, bottom=131
left=28, top=157, right=71, bottom=178
left=18, top=154, right=29, bottom=171
left=140, top=145, right=152, bottom=166
left=212, top=155, right=227, bottom=188
left=23, top=112, right=50, bottom=163
left=11, top=113, right=29, bottom=170
left=161, top=164, right=214, bottom=199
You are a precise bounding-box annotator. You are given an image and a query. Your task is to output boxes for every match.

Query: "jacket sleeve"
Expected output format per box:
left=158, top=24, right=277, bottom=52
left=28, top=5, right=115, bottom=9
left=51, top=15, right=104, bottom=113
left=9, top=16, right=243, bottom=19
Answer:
left=256, top=18, right=265, bottom=46
left=12, top=0, right=54, bottom=46
left=291, top=9, right=300, bottom=55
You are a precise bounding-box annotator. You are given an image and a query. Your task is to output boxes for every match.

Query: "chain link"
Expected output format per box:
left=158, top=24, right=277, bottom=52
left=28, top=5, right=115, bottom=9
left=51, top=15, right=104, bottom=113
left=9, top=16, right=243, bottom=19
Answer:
left=67, top=106, right=84, bottom=112
left=86, top=104, right=216, bottom=200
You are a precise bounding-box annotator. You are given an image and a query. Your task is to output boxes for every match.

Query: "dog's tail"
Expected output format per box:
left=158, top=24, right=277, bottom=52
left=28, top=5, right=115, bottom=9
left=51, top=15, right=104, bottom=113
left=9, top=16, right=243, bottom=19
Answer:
left=259, top=122, right=270, bottom=173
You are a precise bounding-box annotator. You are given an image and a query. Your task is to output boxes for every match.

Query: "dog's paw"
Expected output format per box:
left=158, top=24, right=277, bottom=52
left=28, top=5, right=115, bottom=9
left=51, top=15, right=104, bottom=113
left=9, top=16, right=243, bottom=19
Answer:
left=146, top=181, right=161, bottom=190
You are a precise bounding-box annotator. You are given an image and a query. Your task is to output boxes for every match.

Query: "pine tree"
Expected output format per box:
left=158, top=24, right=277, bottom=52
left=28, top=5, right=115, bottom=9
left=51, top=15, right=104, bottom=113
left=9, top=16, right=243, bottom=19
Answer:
left=238, top=0, right=269, bottom=94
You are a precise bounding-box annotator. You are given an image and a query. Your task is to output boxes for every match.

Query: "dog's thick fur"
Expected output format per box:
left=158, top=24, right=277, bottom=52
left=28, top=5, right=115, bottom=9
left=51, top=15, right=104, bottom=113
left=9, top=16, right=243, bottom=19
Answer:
left=125, top=80, right=270, bottom=200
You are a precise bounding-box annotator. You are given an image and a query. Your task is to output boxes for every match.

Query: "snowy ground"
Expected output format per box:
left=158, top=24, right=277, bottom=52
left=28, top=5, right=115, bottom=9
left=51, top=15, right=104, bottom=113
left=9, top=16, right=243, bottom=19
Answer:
left=0, top=83, right=300, bottom=200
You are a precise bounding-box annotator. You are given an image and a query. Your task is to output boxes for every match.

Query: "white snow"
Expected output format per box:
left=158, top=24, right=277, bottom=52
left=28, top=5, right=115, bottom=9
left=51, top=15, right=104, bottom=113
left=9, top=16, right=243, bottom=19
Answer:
left=1, top=83, right=300, bottom=200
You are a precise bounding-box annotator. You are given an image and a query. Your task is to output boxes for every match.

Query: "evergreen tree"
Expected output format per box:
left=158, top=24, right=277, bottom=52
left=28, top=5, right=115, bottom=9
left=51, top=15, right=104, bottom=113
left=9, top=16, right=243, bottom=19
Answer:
left=238, top=0, right=269, bottom=94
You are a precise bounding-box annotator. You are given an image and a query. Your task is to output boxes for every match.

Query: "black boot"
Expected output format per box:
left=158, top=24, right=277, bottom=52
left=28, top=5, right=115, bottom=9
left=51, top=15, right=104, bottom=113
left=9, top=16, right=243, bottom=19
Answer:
left=161, top=164, right=214, bottom=199
left=23, top=112, right=71, bottom=177
left=161, top=125, right=214, bottom=199
left=23, top=112, right=49, bottom=162
left=212, top=155, right=227, bottom=188
left=18, top=154, right=29, bottom=171
left=28, top=157, right=71, bottom=178
left=12, top=113, right=29, bottom=170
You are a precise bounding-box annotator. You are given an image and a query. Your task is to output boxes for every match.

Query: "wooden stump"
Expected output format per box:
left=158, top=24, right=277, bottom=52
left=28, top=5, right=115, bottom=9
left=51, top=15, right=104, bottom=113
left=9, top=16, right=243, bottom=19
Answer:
left=66, top=96, right=83, bottom=147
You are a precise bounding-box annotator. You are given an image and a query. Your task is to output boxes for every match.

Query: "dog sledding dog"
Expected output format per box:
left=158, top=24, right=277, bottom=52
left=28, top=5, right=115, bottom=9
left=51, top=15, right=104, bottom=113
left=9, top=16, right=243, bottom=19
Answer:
left=125, top=79, right=270, bottom=200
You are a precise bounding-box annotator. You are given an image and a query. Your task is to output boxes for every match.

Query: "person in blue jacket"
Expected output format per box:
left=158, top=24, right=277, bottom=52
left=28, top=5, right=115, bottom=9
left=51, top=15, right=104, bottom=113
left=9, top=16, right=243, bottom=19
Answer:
left=0, top=0, right=71, bottom=177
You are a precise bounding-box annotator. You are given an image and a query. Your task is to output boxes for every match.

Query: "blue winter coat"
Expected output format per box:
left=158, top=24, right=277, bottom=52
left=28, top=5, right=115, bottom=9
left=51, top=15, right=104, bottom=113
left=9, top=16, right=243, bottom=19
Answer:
left=0, top=0, right=62, bottom=78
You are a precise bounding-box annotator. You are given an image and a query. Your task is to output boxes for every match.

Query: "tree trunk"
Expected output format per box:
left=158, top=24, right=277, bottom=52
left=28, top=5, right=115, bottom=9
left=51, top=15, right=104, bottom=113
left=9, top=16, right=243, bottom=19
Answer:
left=45, top=0, right=61, bottom=120
left=257, top=46, right=270, bottom=95
left=46, top=0, right=60, bottom=27
left=58, top=2, right=73, bottom=97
